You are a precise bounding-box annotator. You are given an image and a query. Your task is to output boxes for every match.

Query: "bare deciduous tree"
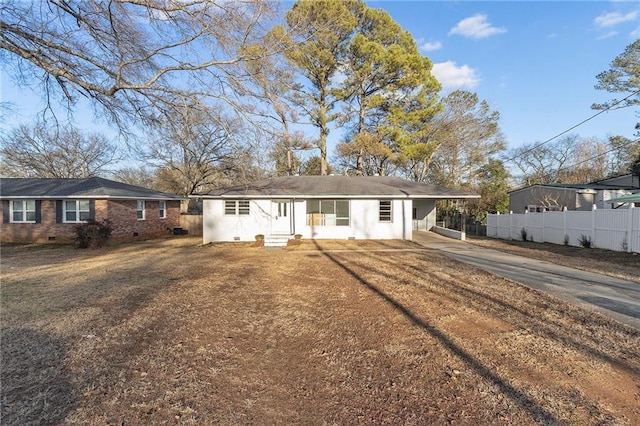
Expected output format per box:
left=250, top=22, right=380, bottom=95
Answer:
left=138, top=104, right=240, bottom=196
left=0, top=123, right=121, bottom=177
left=510, top=135, right=614, bottom=186
left=1, top=0, right=280, bottom=130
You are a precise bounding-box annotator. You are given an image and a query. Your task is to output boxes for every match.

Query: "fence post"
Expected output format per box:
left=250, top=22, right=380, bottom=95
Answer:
left=591, top=204, right=597, bottom=247
left=541, top=209, right=545, bottom=243
left=627, top=203, right=635, bottom=253
left=510, top=210, right=514, bottom=240
left=563, top=206, right=567, bottom=244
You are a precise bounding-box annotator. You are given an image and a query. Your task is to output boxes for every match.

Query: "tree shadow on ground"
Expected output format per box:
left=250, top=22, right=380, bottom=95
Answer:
left=1, top=328, right=76, bottom=425
left=312, top=240, right=561, bottom=424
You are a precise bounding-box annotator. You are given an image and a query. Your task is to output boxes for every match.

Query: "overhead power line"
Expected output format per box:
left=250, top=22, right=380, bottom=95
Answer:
left=553, top=136, right=639, bottom=176
left=504, top=89, right=640, bottom=164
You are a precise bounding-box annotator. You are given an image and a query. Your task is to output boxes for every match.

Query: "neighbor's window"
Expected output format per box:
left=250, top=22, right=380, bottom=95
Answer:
left=225, top=200, right=250, bottom=216
left=64, top=200, right=90, bottom=223
left=306, top=200, right=349, bottom=226
left=159, top=200, right=167, bottom=219
left=137, top=200, right=145, bottom=220
left=379, top=200, right=392, bottom=222
left=11, top=200, right=36, bottom=223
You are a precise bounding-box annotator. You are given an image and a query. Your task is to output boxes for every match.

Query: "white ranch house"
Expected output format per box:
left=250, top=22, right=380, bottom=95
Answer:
left=200, top=176, right=479, bottom=245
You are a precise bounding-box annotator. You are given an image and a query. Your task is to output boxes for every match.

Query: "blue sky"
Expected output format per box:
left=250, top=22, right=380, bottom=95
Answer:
left=1, top=1, right=638, bottom=162
left=375, top=0, right=639, bottom=150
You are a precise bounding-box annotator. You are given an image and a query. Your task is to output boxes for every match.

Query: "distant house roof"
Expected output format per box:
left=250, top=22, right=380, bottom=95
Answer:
left=0, top=177, right=184, bottom=200
left=201, top=175, right=480, bottom=199
left=508, top=182, right=638, bottom=195
left=608, top=192, right=640, bottom=204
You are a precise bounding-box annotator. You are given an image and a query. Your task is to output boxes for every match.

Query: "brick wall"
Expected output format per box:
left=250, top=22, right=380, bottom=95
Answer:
left=1, top=199, right=181, bottom=244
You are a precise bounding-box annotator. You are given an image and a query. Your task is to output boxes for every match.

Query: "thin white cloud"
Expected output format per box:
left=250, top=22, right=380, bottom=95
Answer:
left=630, top=28, right=640, bottom=38
left=421, top=41, right=443, bottom=52
left=432, top=61, right=480, bottom=89
left=594, top=11, right=638, bottom=28
left=448, top=14, right=507, bottom=39
left=597, top=30, right=619, bottom=40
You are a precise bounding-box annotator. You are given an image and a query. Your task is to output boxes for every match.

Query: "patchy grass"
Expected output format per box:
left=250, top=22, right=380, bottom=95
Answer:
left=467, top=236, right=640, bottom=284
left=1, top=237, right=639, bottom=424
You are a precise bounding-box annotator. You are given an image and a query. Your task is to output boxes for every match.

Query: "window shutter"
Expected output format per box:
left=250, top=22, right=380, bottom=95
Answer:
left=56, top=200, right=63, bottom=224
left=89, top=200, right=96, bottom=221
left=35, top=200, right=42, bottom=223
left=2, top=200, right=9, bottom=224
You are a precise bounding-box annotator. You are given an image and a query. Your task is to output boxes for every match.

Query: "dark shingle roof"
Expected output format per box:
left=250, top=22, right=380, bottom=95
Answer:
left=203, top=176, right=479, bottom=199
left=0, top=177, right=184, bottom=200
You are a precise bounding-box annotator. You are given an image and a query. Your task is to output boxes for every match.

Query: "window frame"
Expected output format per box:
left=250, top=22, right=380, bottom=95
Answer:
left=224, top=200, right=250, bottom=216
left=306, top=199, right=350, bottom=227
left=159, top=200, right=167, bottom=219
left=379, top=200, right=393, bottom=223
left=63, top=199, right=91, bottom=223
left=10, top=200, right=36, bottom=223
left=137, top=200, right=146, bottom=220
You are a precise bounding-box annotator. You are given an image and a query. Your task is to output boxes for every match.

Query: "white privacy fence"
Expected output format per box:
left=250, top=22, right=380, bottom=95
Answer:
left=486, top=205, right=640, bottom=253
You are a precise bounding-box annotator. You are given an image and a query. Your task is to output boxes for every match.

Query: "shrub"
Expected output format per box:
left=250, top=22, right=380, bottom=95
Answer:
left=74, top=219, right=112, bottom=249
left=520, top=228, right=528, bottom=241
left=294, top=234, right=302, bottom=240
left=563, top=235, right=570, bottom=246
left=578, top=234, right=592, bottom=249
left=255, top=234, right=264, bottom=241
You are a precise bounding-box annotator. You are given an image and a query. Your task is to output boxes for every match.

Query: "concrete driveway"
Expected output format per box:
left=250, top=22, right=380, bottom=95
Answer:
left=412, top=231, right=640, bottom=330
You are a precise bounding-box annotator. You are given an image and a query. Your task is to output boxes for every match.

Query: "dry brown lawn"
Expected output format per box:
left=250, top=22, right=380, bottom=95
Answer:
left=467, top=235, right=640, bottom=284
left=1, top=237, right=639, bottom=425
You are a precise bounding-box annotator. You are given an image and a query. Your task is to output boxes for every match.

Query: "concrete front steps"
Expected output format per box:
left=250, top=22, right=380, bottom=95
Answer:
left=264, top=234, right=292, bottom=247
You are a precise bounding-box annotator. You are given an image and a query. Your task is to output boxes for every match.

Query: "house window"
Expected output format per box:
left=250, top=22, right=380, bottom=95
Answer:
left=64, top=200, right=90, bottom=223
left=306, top=200, right=350, bottom=226
left=11, top=200, right=36, bottom=223
left=379, top=200, right=392, bottom=222
left=137, top=200, right=146, bottom=220
left=159, top=201, right=167, bottom=219
left=225, top=200, right=250, bottom=216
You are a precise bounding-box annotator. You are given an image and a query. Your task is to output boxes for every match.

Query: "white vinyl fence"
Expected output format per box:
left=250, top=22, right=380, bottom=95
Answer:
left=486, top=205, right=640, bottom=253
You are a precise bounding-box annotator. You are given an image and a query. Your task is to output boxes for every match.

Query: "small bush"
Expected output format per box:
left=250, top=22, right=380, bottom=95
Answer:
left=621, top=235, right=628, bottom=252
left=578, top=234, right=592, bottom=249
left=520, top=228, right=528, bottom=241
left=255, top=234, right=264, bottom=241
left=294, top=234, right=302, bottom=240
left=74, top=220, right=112, bottom=249
left=563, top=235, right=570, bottom=246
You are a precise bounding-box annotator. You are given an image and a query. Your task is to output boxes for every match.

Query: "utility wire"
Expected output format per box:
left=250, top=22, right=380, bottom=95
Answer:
left=503, top=89, right=640, bottom=164
left=553, top=136, right=639, bottom=177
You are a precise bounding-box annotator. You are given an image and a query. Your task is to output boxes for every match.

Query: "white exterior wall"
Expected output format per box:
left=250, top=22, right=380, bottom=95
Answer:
left=203, top=198, right=417, bottom=243
left=203, top=199, right=273, bottom=243
left=412, top=199, right=437, bottom=231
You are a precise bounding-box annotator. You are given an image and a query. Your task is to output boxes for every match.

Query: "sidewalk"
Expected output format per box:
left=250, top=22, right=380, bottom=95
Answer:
left=412, top=231, right=640, bottom=330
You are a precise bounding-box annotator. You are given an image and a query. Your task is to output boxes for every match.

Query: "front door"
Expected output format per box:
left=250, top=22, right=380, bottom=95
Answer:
left=271, top=200, right=292, bottom=234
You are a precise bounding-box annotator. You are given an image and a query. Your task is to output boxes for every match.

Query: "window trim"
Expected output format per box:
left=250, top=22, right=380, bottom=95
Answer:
left=159, top=200, right=167, bottom=219
left=10, top=200, right=36, bottom=223
left=379, top=200, right=393, bottom=223
left=224, top=200, right=250, bottom=216
left=137, top=200, right=146, bottom=220
left=306, top=199, right=350, bottom=227
left=63, top=199, right=91, bottom=223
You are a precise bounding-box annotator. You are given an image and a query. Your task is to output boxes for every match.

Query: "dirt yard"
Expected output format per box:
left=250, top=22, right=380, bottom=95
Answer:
left=1, top=237, right=639, bottom=425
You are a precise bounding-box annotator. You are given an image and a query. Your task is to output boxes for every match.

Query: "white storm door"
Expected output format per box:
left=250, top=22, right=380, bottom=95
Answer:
left=271, top=200, right=291, bottom=234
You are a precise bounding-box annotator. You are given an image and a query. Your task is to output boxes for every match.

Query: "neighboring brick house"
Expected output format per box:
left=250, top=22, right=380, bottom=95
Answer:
left=1, top=177, right=184, bottom=243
